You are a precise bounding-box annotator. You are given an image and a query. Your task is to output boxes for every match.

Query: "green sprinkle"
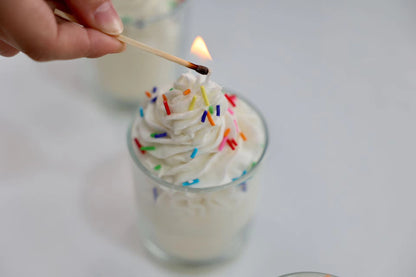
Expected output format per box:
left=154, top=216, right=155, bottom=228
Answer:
left=121, top=16, right=132, bottom=24
left=150, top=133, right=156, bottom=138
left=208, top=105, right=214, bottom=114
left=169, top=88, right=174, bottom=91
left=251, top=161, right=257, bottom=168
left=154, top=164, right=161, bottom=170
left=169, top=1, right=177, bottom=9
left=140, top=146, right=156, bottom=151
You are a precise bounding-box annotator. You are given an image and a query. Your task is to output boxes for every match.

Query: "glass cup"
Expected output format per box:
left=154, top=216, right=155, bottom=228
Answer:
left=127, top=93, right=269, bottom=264
left=95, top=0, right=188, bottom=105
left=279, top=273, right=338, bottom=277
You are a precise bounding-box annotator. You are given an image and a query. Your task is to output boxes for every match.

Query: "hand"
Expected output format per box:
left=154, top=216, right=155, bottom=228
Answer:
left=0, top=0, right=125, bottom=61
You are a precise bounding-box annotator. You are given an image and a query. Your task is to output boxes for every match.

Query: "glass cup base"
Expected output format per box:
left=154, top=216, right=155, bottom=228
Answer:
left=142, top=221, right=252, bottom=266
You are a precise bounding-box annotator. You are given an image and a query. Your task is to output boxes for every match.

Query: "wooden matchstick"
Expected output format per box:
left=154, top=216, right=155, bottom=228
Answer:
left=53, top=9, right=209, bottom=75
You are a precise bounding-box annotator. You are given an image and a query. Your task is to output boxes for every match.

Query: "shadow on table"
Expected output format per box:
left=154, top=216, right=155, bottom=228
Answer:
left=82, top=153, right=233, bottom=275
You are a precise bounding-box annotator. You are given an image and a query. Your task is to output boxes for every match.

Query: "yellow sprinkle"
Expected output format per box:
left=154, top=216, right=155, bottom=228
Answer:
left=200, top=85, right=210, bottom=106
left=188, top=95, right=197, bottom=111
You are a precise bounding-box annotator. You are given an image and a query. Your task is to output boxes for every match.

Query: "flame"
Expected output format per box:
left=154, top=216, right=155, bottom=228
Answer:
left=190, top=36, right=212, bottom=60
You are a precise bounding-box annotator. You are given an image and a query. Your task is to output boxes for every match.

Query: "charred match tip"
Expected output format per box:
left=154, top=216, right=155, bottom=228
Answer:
left=189, top=63, right=210, bottom=75
left=195, top=65, right=209, bottom=75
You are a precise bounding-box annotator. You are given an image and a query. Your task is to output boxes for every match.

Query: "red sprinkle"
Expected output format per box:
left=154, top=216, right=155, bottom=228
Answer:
left=224, top=94, right=236, bottom=107
left=163, top=100, right=171, bottom=115
left=231, top=138, right=238, bottom=146
left=134, top=138, right=146, bottom=154
left=227, top=139, right=236, bottom=150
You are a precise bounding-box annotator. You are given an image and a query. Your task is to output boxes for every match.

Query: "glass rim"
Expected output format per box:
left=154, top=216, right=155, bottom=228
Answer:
left=120, top=0, right=188, bottom=29
left=127, top=89, right=269, bottom=193
left=279, top=272, right=338, bottom=277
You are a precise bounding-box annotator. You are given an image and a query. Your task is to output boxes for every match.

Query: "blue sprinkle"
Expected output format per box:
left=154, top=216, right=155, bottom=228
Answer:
left=154, top=132, right=168, bottom=138
left=151, top=96, right=157, bottom=103
left=240, top=182, right=247, bottom=192
left=152, top=86, right=157, bottom=93
left=182, top=178, right=200, bottom=186
left=242, top=170, right=247, bottom=176
left=232, top=177, right=239, bottom=181
left=216, top=105, right=220, bottom=116
left=190, top=148, right=198, bottom=159
left=201, top=110, right=208, bottom=123
left=139, top=107, right=144, bottom=118
left=153, top=187, right=158, bottom=201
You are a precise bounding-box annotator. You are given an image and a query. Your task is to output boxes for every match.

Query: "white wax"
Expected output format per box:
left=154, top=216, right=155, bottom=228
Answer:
left=96, top=0, right=183, bottom=104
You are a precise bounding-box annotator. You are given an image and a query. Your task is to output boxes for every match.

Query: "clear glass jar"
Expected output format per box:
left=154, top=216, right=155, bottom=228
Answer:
left=96, top=0, right=188, bottom=105
left=279, top=273, right=338, bottom=277
left=127, top=93, right=269, bottom=264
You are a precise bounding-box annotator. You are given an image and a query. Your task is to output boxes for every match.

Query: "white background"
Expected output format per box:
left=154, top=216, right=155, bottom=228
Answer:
left=1, top=0, right=416, bottom=276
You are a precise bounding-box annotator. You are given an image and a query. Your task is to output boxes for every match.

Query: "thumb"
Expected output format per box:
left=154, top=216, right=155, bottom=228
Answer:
left=65, top=0, right=123, bottom=35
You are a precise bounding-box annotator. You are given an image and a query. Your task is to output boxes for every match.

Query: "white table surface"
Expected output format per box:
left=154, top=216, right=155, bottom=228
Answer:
left=1, top=0, right=416, bottom=276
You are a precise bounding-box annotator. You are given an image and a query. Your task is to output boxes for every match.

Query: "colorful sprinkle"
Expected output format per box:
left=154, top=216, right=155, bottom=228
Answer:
left=200, top=85, right=210, bottom=106
left=151, top=96, right=157, bottom=103
left=139, top=107, right=144, bottom=118
left=154, top=164, right=161, bottom=170
left=216, top=105, right=220, bottom=116
left=208, top=105, right=214, bottom=114
left=152, top=132, right=167, bottom=138
left=240, top=182, right=247, bottom=192
left=153, top=187, right=158, bottom=201
left=230, top=95, right=237, bottom=101
left=201, top=110, right=208, bottom=123
left=145, top=91, right=151, bottom=98
left=242, top=170, right=247, bottom=175
left=227, top=139, right=236, bottom=150
left=190, top=148, right=198, bottom=159
left=206, top=112, right=215, bottom=126
left=218, top=136, right=228, bottom=151
left=233, top=119, right=240, bottom=133
left=152, top=86, right=157, bottom=93
left=169, top=88, right=174, bottom=91
left=231, top=138, right=238, bottom=147
left=188, top=95, right=197, bottom=111
left=134, top=138, right=145, bottom=154
left=224, top=128, right=231, bottom=137
left=140, top=146, right=156, bottom=151
left=224, top=94, right=236, bottom=107
left=183, top=89, right=191, bottom=95
left=228, top=108, right=234, bottom=115
left=162, top=94, right=167, bottom=101
left=182, top=178, right=200, bottom=186
left=240, top=132, right=247, bottom=141
left=251, top=161, right=257, bottom=168
left=163, top=100, right=171, bottom=115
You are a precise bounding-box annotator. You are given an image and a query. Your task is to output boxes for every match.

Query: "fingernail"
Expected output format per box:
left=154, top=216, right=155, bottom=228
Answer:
left=94, top=2, right=123, bottom=35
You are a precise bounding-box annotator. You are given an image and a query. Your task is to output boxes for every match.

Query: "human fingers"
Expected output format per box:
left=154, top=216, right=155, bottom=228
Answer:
left=64, top=0, right=123, bottom=35
left=0, top=0, right=124, bottom=61
left=0, top=40, right=19, bottom=57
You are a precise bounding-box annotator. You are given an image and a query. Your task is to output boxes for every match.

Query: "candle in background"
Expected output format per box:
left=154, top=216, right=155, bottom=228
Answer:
left=95, top=0, right=188, bottom=105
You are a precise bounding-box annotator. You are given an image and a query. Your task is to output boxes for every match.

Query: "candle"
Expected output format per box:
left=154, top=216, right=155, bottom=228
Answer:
left=95, top=0, right=187, bottom=105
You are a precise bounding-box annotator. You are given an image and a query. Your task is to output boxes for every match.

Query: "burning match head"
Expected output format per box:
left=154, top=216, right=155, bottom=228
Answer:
left=189, top=63, right=210, bottom=75
left=195, top=65, right=210, bottom=75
